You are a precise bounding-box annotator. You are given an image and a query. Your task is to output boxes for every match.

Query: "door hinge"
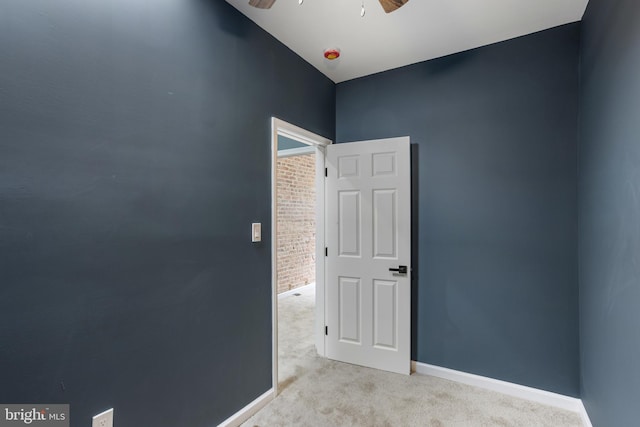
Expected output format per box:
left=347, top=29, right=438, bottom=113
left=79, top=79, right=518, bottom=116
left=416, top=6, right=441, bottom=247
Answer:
left=325, top=167, right=328, bottom=177
left=325, top=326, right=328, bottom=335
left=325, top=247, right=328, bottom=257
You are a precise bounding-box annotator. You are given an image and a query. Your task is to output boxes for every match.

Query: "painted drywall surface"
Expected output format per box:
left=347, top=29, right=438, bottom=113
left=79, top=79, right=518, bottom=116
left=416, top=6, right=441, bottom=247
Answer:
left=336, top=24, right=580, bottom=396
left=579, top=0, right=640, bottom=425
left=278, top=135, right=308, bottom=151
left=0, top=1, right=334, bottom=426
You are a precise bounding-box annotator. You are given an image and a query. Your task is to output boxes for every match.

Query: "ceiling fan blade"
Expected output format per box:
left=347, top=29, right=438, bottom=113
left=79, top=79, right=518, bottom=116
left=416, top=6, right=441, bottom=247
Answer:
left=248, top=0, right=276, bottom=9
left=378, top=0, right=409, bottom=13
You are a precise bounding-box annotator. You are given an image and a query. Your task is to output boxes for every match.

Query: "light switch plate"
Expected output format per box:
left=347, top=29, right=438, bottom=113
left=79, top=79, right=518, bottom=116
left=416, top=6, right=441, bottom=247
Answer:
left=252, top=223, right=262, bottom=242
left=92, top=408, right=114, bottom=427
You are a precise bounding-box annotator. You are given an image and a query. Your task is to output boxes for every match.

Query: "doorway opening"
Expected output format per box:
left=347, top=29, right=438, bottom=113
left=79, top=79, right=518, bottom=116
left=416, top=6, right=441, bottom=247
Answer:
left=270, top=118, right=331, bottom=395
left=276, top=138, right=316, bottom=296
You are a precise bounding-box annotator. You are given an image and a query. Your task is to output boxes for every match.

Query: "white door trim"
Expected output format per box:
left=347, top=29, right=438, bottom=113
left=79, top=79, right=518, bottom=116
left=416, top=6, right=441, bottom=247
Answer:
left=277, top=146, right=316, bottom=158
left=271, top=118, right=332, bottom=396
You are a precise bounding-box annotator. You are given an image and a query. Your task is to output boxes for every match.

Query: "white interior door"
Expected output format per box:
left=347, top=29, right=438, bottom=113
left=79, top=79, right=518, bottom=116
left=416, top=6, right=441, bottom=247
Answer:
left=325, top=136, right=411, bottom=375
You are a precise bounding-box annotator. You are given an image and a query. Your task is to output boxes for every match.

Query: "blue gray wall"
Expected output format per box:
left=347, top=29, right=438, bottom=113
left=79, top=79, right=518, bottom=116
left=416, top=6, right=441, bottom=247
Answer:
left=336, top=24, right=581, bottom=396
left=5, top=0, right=637, bottom=421
left=579, top=0, right=640, bottom=425
left=278, top=135, right=308, bottom=151
left=0, top=1, right=334, bottom=425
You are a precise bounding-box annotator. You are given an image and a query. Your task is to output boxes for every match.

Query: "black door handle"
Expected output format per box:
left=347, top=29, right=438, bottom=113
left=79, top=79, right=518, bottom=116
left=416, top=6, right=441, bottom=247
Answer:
left=389, top=265, right=408, bottom=274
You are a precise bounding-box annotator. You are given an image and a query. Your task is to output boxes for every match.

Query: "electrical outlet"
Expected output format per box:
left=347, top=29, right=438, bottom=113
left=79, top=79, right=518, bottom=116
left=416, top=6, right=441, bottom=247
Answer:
left=92, top=408, right=114, bottom=427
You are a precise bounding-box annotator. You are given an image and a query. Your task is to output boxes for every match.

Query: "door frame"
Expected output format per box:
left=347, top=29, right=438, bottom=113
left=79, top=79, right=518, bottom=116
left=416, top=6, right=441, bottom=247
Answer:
left=270, top=117, right=332, bottom=394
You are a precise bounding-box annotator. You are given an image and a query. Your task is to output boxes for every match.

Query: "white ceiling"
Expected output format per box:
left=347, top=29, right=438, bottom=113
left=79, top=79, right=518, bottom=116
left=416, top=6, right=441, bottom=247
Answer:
left=225, top=0, right=589, bottom=83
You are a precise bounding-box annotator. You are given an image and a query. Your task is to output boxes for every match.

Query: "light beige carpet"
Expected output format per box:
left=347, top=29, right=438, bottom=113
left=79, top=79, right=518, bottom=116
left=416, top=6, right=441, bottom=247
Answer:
left=243, top=284, right=583, bottom=427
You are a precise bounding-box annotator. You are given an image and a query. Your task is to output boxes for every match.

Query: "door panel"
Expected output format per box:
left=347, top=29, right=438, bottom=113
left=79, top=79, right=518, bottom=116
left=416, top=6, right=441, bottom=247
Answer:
left=372, top=152, right=397, bottom=176
left=326, top=137, right=411, bottom=375
left=373, top=279, right=397, bottom=349
left=338, top=277, right=361, bottom=344
left=338, top=191, right=361, bottom=257
left=338, top=155, right=360, bottom=178
left=373, top=189, right=397, bottom=259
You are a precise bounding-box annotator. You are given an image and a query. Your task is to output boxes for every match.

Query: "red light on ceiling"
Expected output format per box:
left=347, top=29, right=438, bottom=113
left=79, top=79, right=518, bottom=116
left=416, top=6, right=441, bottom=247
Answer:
left=324, top=49, right=340, bottom=60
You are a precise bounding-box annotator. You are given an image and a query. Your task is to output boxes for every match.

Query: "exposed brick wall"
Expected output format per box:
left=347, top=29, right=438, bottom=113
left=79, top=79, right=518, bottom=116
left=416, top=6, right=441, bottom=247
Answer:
left=277, top=153, right=316, bottom=294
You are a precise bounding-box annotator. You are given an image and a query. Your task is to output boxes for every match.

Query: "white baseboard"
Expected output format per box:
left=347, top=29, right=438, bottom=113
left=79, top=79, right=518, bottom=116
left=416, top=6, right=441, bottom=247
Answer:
left=277, top=282, right=315, bottom=299
left=578, top=400, right=593, bottom=427
left=412, top=361, right=592, bottom=426
left=218, top=388, right=275, bottom=427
